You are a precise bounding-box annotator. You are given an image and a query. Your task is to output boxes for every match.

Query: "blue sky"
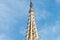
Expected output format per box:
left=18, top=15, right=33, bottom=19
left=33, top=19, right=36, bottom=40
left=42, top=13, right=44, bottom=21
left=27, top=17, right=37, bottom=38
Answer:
left=0, top=0, right=60, bottom=40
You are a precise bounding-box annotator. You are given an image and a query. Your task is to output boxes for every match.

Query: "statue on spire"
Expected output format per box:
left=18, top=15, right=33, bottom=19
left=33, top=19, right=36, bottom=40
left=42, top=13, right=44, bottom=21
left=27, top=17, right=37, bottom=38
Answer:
left=30, top=0, right=33, bottom=8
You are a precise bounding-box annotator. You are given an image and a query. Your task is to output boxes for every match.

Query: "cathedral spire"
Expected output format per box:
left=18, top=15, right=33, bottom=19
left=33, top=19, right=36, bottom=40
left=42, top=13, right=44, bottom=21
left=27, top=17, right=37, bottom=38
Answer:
left=26, top=0, right=39, bottom=40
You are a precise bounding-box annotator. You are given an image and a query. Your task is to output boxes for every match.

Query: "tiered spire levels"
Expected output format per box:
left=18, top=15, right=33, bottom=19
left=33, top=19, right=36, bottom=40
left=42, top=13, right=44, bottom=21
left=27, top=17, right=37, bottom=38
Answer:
left=26, top=0, right=39, bottom=40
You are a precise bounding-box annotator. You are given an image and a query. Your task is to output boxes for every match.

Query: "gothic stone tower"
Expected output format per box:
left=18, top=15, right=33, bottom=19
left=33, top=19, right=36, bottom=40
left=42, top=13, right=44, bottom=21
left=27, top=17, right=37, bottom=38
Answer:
left=26, top=0, right=39, bottom=40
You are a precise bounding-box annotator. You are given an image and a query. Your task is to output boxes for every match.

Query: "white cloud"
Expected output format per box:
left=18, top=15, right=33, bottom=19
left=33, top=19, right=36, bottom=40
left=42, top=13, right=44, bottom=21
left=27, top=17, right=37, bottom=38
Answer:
left=56, top=35, right=60, bottom=40
left=0, top=34, right=12, bottom=40
left=35, top=9, right=52, bottom=22
left=55, top=0, right=60, bottom=4
left=39, top=20, right=60, bottom=40
left=0, top=0, right=21, bottom=33
left=52, top=27, right=56, bottom=32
